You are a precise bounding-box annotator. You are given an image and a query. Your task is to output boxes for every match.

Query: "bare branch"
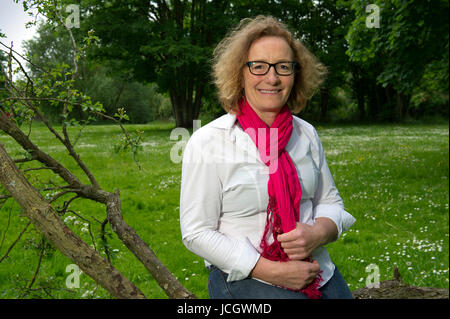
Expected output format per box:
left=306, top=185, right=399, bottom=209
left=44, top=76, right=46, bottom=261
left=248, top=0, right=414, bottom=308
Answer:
left=94, top=111, right=142, bottom=170
left=96, top=217, right=111, bottom=262
left=0, top=220, right=32, bottom=264
left=0, top=41, right=46, bottom=73
left=0, top=68, right=67, bottom=145
left=14, top=157, right=37, bottom=163
left=0, top=44, right=34, bottom=93
left=28, top=237, right=46, bottom=289
left=53, top=5, right=78, bottom=80
left=0, top=7, right=197, bottom=297
left=51, top=3, right=99, bottom=189
left=23, top=166, right=56, bottom=173
left=65, top=209, right=98, bottom=252
left=49, top=190, right=79, bottom=204
left=0, top=111, right=84, bottom=189
left=0, top=202, right=13, bottom=252
left=7, top=42, right=13, bottom=84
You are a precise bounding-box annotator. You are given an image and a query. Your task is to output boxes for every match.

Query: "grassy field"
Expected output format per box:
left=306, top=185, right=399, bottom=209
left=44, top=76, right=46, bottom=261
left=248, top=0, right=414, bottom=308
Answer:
left=0, top=121, right=448, bottom=298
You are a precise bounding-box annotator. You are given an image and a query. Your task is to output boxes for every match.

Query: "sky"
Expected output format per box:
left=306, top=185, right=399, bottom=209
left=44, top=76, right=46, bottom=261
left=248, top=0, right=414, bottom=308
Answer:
left=0, top=0, right=38, bottom=56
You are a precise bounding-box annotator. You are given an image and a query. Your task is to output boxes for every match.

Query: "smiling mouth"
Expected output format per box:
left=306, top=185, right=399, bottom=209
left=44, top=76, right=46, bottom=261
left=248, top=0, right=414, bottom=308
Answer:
left=258, top=89, right=281, bottom=94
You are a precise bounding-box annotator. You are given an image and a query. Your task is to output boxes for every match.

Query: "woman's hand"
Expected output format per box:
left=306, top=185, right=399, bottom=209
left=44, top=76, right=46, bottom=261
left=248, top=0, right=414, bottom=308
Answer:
left=274, top=259, right=321, bottom=290
left=251, top=257, right=320, bottom=290
left=277, top=218, right=338, bottom=260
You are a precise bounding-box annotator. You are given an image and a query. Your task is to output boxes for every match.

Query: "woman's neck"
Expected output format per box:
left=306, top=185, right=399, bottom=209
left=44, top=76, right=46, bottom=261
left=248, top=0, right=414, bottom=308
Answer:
left=251, top=107, right=281, bottom=127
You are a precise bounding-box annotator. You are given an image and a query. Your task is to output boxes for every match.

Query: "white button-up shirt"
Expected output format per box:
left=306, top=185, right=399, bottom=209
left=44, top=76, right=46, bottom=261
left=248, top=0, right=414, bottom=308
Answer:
left=180, top=113, right=356, bottom=287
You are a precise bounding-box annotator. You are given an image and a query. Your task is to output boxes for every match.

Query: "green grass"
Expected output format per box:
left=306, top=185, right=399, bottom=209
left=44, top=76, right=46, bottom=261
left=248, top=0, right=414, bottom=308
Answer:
left=0, top=121, right=448, bottom=298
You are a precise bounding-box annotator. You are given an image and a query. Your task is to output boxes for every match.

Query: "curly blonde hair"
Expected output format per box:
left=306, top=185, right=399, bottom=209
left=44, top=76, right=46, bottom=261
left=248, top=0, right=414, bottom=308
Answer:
left=212, top=15, right=327, bottom=114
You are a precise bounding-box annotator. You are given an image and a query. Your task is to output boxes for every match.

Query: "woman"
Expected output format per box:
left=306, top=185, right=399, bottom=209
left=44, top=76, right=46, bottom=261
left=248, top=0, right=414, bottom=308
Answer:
left=180, top=16, right=356, bottom=299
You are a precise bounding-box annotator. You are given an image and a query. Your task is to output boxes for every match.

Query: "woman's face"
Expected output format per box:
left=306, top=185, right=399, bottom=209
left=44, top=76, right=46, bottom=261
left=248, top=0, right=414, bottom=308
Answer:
left=242, top=36, right=295, bottom=117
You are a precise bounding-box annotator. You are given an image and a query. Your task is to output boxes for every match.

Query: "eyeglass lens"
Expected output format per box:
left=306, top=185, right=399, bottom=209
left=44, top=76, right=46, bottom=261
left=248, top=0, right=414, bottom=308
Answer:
left=248, top=61, right=295, bottom=75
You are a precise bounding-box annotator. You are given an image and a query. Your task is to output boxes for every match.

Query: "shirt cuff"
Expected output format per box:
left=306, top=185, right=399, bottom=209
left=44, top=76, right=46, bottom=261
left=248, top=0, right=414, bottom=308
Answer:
left=314, top=204, right=356, bottom=239
left=226, top=237, right=260, bottom=282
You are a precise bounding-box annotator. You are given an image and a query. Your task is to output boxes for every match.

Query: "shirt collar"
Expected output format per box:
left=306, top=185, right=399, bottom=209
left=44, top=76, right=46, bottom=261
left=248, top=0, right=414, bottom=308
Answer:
left=207, top=112, right=302, bottom=134
left=207, top=113, right=237, bottom=129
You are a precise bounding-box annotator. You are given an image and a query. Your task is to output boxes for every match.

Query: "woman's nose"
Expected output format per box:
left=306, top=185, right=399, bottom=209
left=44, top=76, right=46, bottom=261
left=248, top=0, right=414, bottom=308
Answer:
left=265, top=66, right=281, bottom=84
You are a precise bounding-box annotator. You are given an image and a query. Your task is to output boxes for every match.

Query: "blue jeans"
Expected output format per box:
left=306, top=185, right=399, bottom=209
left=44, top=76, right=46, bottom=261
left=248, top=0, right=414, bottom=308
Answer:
left=208, top=265, right=353, bottom=299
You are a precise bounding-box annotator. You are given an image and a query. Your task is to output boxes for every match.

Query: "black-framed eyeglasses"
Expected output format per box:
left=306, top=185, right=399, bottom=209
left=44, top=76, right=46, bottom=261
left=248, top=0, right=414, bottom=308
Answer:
left=246, top=61, right=297, bottom=76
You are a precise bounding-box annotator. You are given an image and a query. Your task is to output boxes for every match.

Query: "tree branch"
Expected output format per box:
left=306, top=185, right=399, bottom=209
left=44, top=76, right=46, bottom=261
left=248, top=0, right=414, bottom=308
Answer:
left=0, top=194, right=12, bottom=200
left=64, top=209, right=98, bottom=253
left=0, top=220, right=32, bottom=264
left=0, top=69, right=67, bottom=145
left=28, top=237, right=46, bottom=289
left=0, top=110, right=84, bottom=189
left=94, top=111, right=142, bottom=170
left=0, top=41, right=46, bottom=73
left=106, top=189, right=196, bottom=299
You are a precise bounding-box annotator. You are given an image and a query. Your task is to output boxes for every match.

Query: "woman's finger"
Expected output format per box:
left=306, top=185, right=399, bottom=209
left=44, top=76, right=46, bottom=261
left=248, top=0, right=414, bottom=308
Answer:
left=277, top=229, right=297, bottom=243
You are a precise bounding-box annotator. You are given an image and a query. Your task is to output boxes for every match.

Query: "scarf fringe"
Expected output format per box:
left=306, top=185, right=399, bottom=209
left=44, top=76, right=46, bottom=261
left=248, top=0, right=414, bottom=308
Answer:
left=260, top=195, right=323, bottom=299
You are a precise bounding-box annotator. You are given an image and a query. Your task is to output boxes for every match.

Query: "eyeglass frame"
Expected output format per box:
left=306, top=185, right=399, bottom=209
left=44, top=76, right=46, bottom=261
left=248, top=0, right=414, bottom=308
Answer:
left=246, top=61, right=298, bottom=76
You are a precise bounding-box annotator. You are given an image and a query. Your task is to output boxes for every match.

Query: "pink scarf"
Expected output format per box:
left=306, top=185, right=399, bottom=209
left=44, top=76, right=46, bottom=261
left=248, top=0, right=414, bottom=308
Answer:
left=236, top=98, right=322, bottom=299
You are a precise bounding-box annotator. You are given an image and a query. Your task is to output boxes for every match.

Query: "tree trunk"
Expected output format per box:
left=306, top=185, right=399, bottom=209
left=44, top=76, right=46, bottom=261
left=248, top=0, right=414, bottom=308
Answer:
left=170, top=89, right=189, bottom=128
left=169, top=77, right=204, bottom=129
left=395, top=92, right=410, bottom=121
left=356, top=91, right=365, bottom=121
left=0, top=143, right=146, bottom=299
left=384, top=84, right=396, bottom=121
left=193, top=83, right=203, bottom=122
left=367, top=82, right=378, bottom=121
left=171, top=94, right=194, bottom=128
left=350, top=63, right=366, bottom=121
left=320, top=86, right=329, bottom=121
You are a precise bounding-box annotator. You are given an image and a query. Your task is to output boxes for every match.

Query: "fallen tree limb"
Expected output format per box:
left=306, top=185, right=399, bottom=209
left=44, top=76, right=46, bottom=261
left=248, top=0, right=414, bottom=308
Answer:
left=0, top=111, right=197, bottom=299
left=0, top=142, right=146, bottom=299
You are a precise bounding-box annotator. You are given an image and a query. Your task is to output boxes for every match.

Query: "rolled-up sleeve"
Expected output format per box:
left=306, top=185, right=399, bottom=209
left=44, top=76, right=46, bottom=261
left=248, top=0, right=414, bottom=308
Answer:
left=180, top=130, right=260, bottom=281
left=311, top=129, right=356, bottom=239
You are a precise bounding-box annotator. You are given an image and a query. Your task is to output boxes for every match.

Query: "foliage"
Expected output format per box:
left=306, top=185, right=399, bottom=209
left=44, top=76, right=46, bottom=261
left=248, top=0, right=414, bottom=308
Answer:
left=22, top=20, right=171, bottom=124
left=13, top=0, right=449, bottom=125
left=345, top=0, right=449, bottom=120
left=409, top=56, right=449, bottom=118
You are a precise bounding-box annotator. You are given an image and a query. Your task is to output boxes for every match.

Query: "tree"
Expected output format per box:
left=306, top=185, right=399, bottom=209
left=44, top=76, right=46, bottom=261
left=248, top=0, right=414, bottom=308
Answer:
left=345, top=0, right=449, bottom=121
left=81, top=0, right=232, bottom=128
left=0, top=0, right=194, bottom=299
